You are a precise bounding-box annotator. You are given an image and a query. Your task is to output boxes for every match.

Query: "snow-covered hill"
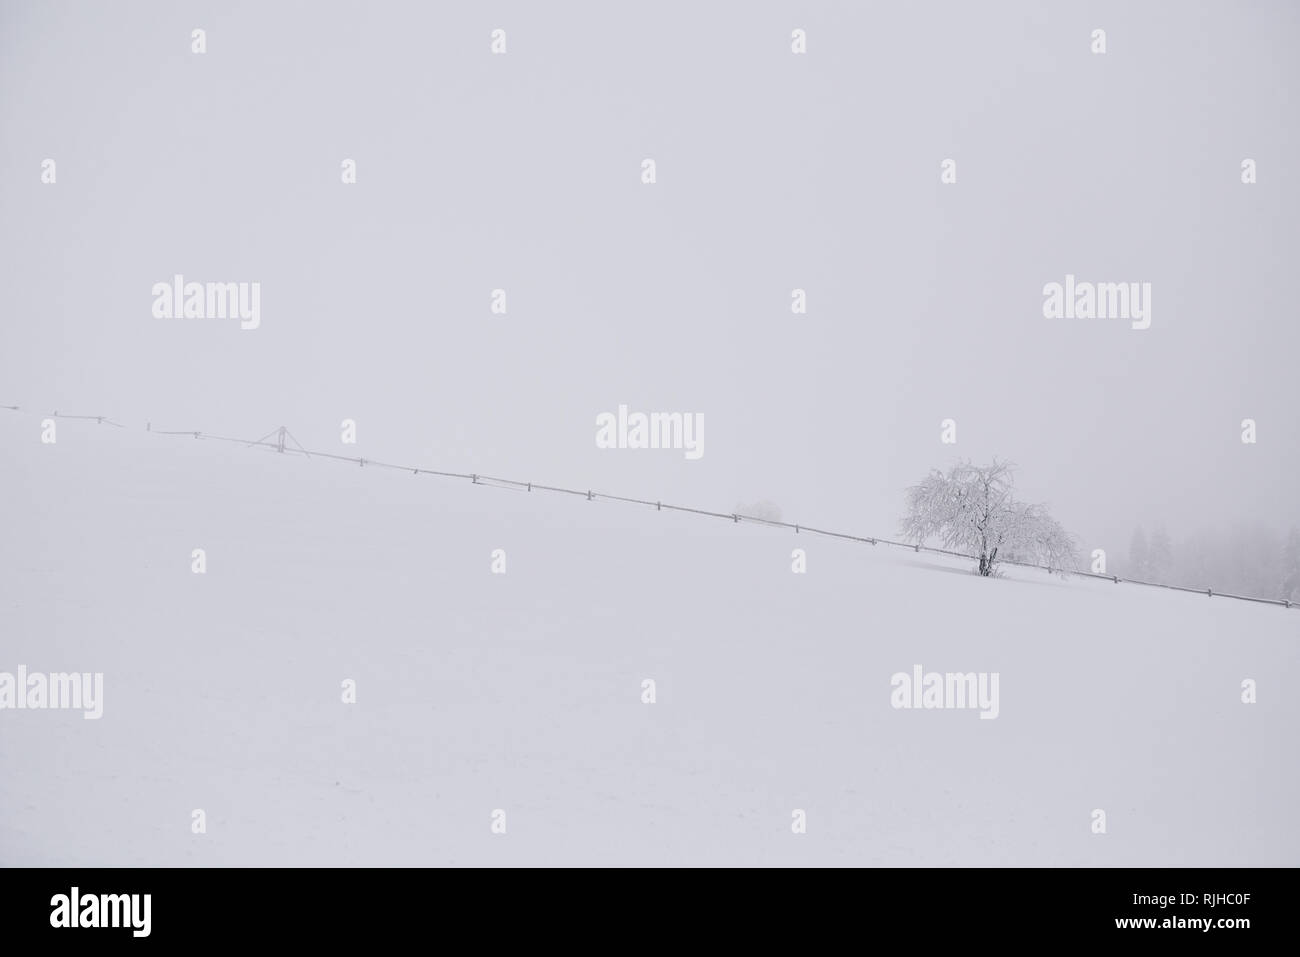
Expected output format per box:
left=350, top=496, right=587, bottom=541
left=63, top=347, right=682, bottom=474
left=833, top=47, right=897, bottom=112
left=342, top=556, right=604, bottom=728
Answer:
left=1, top=414, right=1295, bottom=866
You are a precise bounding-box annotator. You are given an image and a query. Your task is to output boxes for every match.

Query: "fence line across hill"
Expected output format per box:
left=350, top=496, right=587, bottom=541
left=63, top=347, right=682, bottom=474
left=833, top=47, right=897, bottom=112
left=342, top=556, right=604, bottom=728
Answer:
left=5, top=403, right=1297, bottom=611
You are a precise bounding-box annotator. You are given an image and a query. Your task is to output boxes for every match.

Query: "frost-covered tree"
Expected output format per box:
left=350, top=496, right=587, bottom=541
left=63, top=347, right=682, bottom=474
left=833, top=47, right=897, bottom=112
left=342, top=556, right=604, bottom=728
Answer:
left=1129, top=526, right=1150, bottom=579
left=900, top=460, right=1079, bottom=577
left=1282, top=527, right=1300, bottom=602
left=736, top=500, right=783, bottom=523
left=1170, top=523, right=1279, bottom=596
left=1148, top=523, right=1172, bottom=582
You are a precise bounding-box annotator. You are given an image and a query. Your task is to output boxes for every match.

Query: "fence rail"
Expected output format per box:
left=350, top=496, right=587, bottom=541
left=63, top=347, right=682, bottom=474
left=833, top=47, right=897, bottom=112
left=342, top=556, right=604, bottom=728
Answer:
left=5, top=403, right=1296, bottom=611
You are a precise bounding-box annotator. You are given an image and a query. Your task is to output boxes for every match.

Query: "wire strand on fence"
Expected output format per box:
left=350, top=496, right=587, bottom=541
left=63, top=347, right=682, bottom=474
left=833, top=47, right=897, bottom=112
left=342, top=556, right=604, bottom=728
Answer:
left=2, top=401, right=1295, bottom=610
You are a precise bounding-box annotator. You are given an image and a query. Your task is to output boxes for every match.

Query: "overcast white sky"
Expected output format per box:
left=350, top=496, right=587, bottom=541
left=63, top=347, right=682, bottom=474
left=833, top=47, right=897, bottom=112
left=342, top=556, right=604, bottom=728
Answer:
left=1, top=0, right=1296, bottom=554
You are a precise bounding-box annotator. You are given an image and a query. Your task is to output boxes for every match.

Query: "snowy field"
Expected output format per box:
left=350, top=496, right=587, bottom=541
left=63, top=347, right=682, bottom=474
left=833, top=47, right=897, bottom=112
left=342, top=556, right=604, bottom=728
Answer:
left=1, top=412, right=1296, bottom=867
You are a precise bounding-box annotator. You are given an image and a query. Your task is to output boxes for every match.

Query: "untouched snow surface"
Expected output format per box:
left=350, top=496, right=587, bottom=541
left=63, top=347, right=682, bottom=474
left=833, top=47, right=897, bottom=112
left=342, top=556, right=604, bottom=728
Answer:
left=1, top=415, right=1296, bottom=866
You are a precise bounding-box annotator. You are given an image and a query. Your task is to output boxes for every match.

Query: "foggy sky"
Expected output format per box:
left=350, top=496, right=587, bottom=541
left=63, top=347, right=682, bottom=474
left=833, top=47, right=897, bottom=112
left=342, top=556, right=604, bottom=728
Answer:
left=2, top=0, right=1296, bottom=556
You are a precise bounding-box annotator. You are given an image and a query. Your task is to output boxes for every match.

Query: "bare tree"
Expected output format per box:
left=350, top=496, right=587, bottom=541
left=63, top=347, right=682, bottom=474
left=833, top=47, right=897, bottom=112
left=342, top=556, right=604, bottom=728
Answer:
left=900, top=460, right=1079, bottom=577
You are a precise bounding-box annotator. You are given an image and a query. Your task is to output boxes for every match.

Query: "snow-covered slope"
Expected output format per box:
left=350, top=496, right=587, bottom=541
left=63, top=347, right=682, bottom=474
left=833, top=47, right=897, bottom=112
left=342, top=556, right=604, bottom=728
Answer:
left=1, top=414, right=1295, bottom=866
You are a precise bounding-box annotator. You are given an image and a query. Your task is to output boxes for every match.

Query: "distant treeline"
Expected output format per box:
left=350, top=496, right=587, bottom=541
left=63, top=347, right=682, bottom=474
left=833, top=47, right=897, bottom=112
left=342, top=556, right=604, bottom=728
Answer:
left=1117, top=523, right=1300, bottom=601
